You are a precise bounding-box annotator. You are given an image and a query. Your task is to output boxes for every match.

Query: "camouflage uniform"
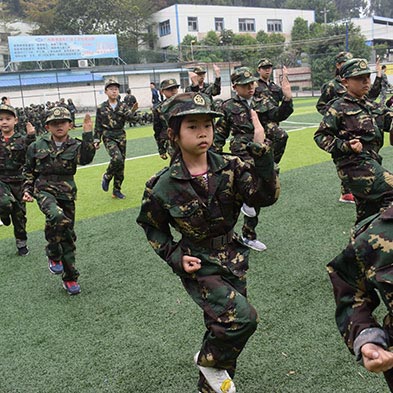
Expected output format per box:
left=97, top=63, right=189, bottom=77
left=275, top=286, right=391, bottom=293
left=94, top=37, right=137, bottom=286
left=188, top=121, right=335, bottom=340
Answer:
left=137, top=92, right=280, bottom=393
left=315, top=59, right=393, bottom=224
left=0, top=104, right=35, bottom=251
left=214, top=67, right=290, bottom=241
left=186, top=66, right=221, bottom=98
left=152, top=79, right=179, bottom=157
left=317, top=52, right=382, bottom=116
left=327, top=204, right=393, bottom=391
left=94, top=79, right=137, bottom=193
left=23, top=107, right=95, bottom=282
left=255, top=58, right=284, bottom=104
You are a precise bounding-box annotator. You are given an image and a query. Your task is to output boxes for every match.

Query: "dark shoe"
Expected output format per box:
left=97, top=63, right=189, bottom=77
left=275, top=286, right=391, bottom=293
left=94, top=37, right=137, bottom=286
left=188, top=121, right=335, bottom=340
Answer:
left=101, top=173, right=111, bottom=192
left=1, top=215, right=11, bottom=226
left=48, top=258, right=64, bottom=275
left=112, top=190, right=126, bottom=199
left=17, top=246, right=29, bottom=256
left=62, top=280, right=81, bottom=295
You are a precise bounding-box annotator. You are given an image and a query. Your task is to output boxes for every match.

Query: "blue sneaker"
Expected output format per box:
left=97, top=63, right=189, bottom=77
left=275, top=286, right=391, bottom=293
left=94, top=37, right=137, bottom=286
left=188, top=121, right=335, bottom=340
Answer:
left=62, top=280, right=81, bottom=295
left=48, top=258, right=63, bottom=274
left=112, top=190, right=126, bottom=199
left=101, top=173, right=110, bottom=192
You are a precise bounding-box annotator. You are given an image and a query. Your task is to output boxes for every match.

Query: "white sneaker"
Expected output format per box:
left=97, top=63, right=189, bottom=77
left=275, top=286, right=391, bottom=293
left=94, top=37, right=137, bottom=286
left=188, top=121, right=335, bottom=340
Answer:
left=241, top=203, right=256, bottom=217
left=242, top=237, right=267, bottom=252
left=194, top=352, right=236, bottom=393
left=0, top=219, right=3, bottom=226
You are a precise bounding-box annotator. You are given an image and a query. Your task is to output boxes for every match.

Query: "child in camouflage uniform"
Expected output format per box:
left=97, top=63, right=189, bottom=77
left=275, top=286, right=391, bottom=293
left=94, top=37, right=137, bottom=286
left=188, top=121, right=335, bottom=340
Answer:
left=152, top=78, right=180, bottom=160
left=314, top=58, right=393, bottom=224
left=23, top=107, right=95, bottom=295
left=186, top=65, right=221, bottom=99
left=316, top=52, right=383, bottom=204
left=0, top=104, right=35, bottom=256
left=328, top=204, right=393, bottom=391
left=214, top=66, right=291, bottom=252
left=94, top=78, right=138, bottom=199
left=137, top=92, right=279, bottom=393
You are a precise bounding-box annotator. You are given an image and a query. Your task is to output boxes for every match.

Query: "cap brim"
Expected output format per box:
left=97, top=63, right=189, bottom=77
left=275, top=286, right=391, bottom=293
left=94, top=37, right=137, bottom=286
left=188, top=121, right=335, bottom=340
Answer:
left=343, top=70, right=373, bottom=78
left=162, top=85, right=180, bottom=90
left=170, top=109, right=223, bottom=118
left=233, top=77, right=258, bottom=85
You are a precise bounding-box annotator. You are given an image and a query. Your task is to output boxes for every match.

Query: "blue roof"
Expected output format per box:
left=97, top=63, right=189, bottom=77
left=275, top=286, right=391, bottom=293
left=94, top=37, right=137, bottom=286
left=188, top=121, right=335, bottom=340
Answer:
left=0, top=72, right=104, bottom=88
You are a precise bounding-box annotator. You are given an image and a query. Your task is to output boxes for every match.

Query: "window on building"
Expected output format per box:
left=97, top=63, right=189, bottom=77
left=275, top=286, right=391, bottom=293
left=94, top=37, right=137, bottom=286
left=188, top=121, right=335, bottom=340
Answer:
left=239, top=18, right=255, bottom=32
left=215, top=18, right=224, bottom=32
left=159, top=20, right=171, bottom=37
left=188, top=17, right=198, bottom=32
left=267, top=19, right=282, bottom=33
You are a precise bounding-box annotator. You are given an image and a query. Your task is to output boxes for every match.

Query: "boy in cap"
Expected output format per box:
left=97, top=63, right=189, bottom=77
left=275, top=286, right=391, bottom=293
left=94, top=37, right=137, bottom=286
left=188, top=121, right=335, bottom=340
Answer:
left=23, top=107, right=96, bottom=295
left=314, top=58, right=393, bottom=225
left=94, top=78, right=139, bottom=199
left=152, top=78, right=180, bottom=159
left=253, top=58, right=293, bottom=170
left=137, top=91, right=279, bottom=393
left=317, top=52, right=383, bottom=204
left=0, top=103, right=35, bottom=256
left=214, top=66, right=280, bottom=251
left=186, top=64, right=221, bottom=98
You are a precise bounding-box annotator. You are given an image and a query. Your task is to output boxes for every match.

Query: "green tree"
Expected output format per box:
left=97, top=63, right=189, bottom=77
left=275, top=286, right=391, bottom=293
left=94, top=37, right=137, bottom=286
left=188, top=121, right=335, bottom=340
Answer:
left=308, top=22, right=371, bottom=89
left=291, top=17, right=310, bottom=54
left=366, top=0, right=393, bottom=18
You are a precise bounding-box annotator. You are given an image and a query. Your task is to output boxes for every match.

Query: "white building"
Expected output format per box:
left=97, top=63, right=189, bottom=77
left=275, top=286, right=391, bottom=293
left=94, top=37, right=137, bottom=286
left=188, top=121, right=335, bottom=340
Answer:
left=151, top=4, right=315, bottom=49
left=347, top=16, right=393, bottom=48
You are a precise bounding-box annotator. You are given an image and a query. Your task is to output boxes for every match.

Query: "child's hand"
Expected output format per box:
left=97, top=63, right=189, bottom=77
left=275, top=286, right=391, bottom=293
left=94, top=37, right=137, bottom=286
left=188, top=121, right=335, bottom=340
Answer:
left=131, top=102, right=139, bottom=113
left=250, top=110, right=265, bottom=143
left=213, top=63, right=220, bottom=78
left=189, top=72, right=199, bottom=86
left=349, top=138, right=363, bottom=153
left=22, top=192, right=34, bottom=202
left=25, top=122, right=36, bottom=135
left=83, top=113, right=93, bottom=132
left=362, top=343, right=393, bottom=373
left=182, top=255, right=201, bottom=273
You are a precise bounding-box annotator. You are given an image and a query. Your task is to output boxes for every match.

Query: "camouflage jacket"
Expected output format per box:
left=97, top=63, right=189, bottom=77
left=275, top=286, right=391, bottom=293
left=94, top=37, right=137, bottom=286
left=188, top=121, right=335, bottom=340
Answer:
left=327, top=205, right=393, bottom=359
left=185, top=78, right=221, bottom=97
left=0, top=131, right=35, bottom=183
left=255, top=79, right=283, bottom=104
left=314, top=94, right=393, bottom=164
left=253, top=93, right=293, bottom=127
left=213, top=95, right=256, bottom=161
left=23, top=132, right=95, bottom=201
left=317, top=75, right=383, bottom=116
left=137, top=149, right=279, bottom=278
left=94, top=99, right=136, bottom=142
left=152, top=99, right=169, bottom=155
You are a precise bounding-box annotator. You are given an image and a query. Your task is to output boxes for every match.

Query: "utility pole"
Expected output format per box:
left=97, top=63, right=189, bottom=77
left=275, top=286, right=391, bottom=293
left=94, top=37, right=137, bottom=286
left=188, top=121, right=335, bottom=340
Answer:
left=320, top=7, right=329, bottom=24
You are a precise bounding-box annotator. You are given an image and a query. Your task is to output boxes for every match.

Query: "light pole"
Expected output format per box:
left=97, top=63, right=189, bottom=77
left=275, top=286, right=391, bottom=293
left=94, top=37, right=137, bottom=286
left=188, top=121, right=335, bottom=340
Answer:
left=190, top=40, right=195, bottom=61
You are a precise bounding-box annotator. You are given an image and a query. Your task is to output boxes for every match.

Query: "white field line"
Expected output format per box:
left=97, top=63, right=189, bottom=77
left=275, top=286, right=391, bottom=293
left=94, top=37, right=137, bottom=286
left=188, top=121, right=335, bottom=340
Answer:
left=78, top=124, right=319, bottom=170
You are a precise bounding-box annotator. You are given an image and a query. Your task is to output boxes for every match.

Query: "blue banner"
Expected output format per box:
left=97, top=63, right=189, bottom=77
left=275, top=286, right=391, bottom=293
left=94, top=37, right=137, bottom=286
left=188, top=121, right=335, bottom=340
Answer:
left=8, top=35, right=119, bottom=62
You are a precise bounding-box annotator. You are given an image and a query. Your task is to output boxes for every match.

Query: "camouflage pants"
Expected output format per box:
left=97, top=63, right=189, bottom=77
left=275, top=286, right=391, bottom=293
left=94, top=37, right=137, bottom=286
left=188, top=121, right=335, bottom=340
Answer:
left=242, top=206, right=261, bottom=240
left=182, top=272, right=258, bottom=392
left=36, top=191, right=79, bottom=281
left=103, top=135, right=126, bottom=192
left=265, top=125, right=288, bottom=164
left=337, top=155, right=393, bottom=223
left=0, top=180, right=27, bottom=242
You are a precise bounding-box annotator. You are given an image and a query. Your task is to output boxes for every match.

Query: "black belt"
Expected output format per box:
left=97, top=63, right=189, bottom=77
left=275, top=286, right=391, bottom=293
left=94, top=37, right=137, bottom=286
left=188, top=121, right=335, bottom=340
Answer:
left=40, top=175, right=73, bottom=181
left=184, top=229, right=235, bottom=249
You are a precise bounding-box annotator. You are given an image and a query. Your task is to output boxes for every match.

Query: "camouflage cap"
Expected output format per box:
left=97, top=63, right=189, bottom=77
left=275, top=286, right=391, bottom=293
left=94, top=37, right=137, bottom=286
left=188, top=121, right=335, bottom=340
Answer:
left=340, top=58, right=372, bottom=79
left=193, top=66, right=206, bottom=74
left=161, top=92, right=222, bottom=121
left=257, top=58, right=273, bottom=68
left=104, top=78, right=121, bottom=89
left=45, top=107, right=72, bottom=124
left=335, top=51, right=353, bottom=64
left=0, top=104, right=17, bottom=117
left=231, top=67, right=258, bottom=85
left=160, top=79, right=180, bottom=90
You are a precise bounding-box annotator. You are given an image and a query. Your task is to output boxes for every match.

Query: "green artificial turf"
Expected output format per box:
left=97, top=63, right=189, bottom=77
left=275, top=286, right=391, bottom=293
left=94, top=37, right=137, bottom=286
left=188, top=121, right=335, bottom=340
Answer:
left=1, top=97, right=391, bottom=392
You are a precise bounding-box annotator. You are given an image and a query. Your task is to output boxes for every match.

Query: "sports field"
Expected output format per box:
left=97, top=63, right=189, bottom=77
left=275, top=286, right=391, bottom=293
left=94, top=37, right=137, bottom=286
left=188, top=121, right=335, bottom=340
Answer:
left=0, top=97, right=391, bottom=392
